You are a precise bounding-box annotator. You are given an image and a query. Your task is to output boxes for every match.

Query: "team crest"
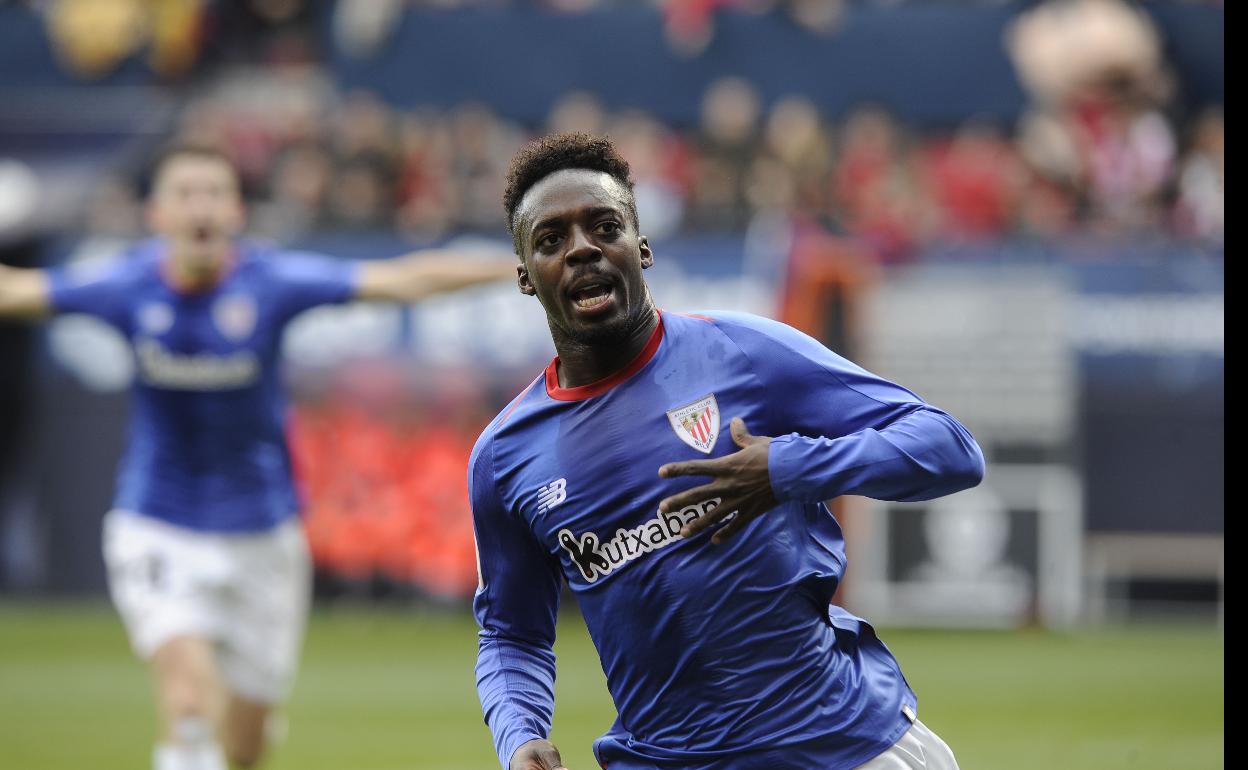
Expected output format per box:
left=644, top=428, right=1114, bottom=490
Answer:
left=666, top=394, right=720, bottom=454
left=212, top=294, right=257, bottom=342
left=137, top=302, right=174, bottom=335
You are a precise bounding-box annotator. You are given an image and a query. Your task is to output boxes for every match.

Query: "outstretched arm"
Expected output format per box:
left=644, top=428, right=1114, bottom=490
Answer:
left=0, top=265, right=51, bottom=320
left=354, top=248, right=516, bottom=303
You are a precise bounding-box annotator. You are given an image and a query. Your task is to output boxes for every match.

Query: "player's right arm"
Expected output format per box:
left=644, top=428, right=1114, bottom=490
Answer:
left=469, top=434, right=568, bottom=770
left=0, top=265, right=52, bottom=320
left=4, top=257, right=136, bottom=329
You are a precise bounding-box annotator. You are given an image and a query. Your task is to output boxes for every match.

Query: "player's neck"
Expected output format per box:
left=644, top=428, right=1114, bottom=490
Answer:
left=163, top=247, right=233, bottom=293
left=551, top=306, right=660, bottom=389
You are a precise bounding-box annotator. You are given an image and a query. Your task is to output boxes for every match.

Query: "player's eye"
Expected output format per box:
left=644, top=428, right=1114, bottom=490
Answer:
left=537, top=233, right=561, bottom=249
left=596, top=221, right=621, bottom=235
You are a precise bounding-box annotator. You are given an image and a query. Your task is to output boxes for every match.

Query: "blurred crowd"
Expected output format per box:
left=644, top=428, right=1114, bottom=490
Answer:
left=39, top=0, right=1221, bottom=260
left=87, top=73, right=1224, bottom=261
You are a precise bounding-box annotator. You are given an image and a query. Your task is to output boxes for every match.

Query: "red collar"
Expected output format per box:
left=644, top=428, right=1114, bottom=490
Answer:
left=545, top=312, right=664, bottom=401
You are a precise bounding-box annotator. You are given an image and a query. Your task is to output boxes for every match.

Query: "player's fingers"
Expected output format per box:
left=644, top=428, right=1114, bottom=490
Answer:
left=658, top=457, right=727, bottom=479
left=729, top=417, right=753, bottom=448
left=710, top=508, right=758, bottom=545
left=658, top=482, right=720, bottom=514
left=680, top=498, right=738, bottom=539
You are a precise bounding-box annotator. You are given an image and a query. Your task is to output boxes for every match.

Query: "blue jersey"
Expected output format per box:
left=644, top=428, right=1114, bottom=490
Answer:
left=49, top=239, right=359, bottom=532
left=471, top=311, right=984, bottom=770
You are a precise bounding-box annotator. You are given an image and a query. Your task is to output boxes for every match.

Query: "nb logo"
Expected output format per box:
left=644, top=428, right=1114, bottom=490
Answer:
left=537, top=478, right=567, bottom=514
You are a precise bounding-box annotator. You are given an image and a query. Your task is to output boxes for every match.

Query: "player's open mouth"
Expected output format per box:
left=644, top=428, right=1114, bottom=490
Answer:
left=569, top=282, right=614, bottom=312
left=192, top=225, right=213, bottom=243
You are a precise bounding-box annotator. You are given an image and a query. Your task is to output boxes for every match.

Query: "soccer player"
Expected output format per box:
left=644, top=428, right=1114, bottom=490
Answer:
left=0, top=145, right=515, bottom=770
left=470, top=134, right=985, bottom=770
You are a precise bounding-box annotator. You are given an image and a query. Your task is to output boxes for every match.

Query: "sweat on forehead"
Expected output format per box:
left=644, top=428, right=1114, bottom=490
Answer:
left=516, top=169, right=632, bottom=230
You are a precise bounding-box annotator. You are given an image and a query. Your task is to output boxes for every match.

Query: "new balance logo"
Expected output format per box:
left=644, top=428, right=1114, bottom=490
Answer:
left=537, top=478, right=567, bottom=514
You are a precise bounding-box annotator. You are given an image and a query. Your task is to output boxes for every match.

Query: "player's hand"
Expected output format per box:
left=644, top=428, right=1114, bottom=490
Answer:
left=657, top=417, right=778, bottom=545
left=510, top=738, right=569, bottom=770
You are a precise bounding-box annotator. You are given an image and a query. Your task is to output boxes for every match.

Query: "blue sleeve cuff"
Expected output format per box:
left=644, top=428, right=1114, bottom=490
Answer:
left=768, top=433, right=833, bottom=503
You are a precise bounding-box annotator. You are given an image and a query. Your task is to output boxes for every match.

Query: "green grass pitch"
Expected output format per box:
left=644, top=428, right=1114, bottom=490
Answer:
left=0, top=603, right=1223, bottom=770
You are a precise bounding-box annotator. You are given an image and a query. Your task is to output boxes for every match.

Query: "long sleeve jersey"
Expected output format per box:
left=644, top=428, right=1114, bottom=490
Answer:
left=470, top=310, right=984, bottom=770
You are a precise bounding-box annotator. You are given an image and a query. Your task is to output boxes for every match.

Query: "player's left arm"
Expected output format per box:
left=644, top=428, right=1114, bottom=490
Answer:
left=353, top=248, right=516, bottom=303
left=659, top=315, right=984, bottom=543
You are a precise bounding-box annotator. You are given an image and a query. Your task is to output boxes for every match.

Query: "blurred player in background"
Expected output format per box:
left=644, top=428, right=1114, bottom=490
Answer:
left=0, top=145, right=514, bottom=770
left=470, top=134, right=985, bottom=770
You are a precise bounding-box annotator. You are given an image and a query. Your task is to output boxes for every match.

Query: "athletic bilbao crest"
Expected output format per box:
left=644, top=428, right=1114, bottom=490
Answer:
left=212, top=294, right=257, bottom=342
left=666, top=394, right=720, bottom=454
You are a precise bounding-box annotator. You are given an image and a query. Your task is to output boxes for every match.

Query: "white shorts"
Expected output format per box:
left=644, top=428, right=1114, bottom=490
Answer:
left=103, top=510, right=311, bottom=704
left=856, top=719, right=960, bottom=770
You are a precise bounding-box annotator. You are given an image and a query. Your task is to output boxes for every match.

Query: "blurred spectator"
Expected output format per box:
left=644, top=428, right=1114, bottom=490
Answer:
left=661, top=0, right=729, bottom=58
left=1076, top=85, right=1175, bottom=233
left=332, top=90, right=399, bottom=162
left=660, top=0, right=844, bottom=57
left=38, top=0, right=322, bottom=78
left=251, top=142, right=333, bottom=239
left=332, top=0, right=405, bottom=60
left=82, top=176, right=143, bottom=239
left=611, top=111, right=690, bottom=240
left=326, top=154, right=395, bottom=230
left=921, top=123, right=1024, bottom=240
left=1173, top=108, right=1224, bottom=242
left=783, top=0, right=847, bottom=36
left=546, top=91, right=608, bottom=139
left=45, top=0, right=203, bottom=79
left=686, top=77, right=761, bottom=231
left=1008, top=0, right=1178, bottom=234
left=202, top=0, right=320, bottom=67
left=445, top=103, right=519, bottom=233
left=395, top=110, right=460, bottom=238
left=761, top=95, right=834, bottom=222
left=831, top=107, right=929, bottom=261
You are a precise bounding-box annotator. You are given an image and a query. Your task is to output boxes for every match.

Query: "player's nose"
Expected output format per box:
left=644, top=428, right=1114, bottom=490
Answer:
left=564, top=225, right=601, bottom=265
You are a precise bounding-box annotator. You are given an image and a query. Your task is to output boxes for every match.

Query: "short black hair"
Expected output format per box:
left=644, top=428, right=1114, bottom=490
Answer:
left=144, top=143, right=241, bottom=198
left=503, top=132, right=637, bottom=252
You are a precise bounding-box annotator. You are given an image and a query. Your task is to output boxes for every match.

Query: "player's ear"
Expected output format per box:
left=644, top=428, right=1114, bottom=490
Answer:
left=517, top=259, right=536, bottom=296
left=145, top=199, right=166, bottom=235
left=639, top=236, right=654, bottom=270
left=225, top=198, right=246, bottom=235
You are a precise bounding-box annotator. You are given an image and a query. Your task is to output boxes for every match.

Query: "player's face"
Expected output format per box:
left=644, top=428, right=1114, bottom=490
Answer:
left=516, top=169, right=654, bottom=345
left=146, top=156, right=244, bottom=271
